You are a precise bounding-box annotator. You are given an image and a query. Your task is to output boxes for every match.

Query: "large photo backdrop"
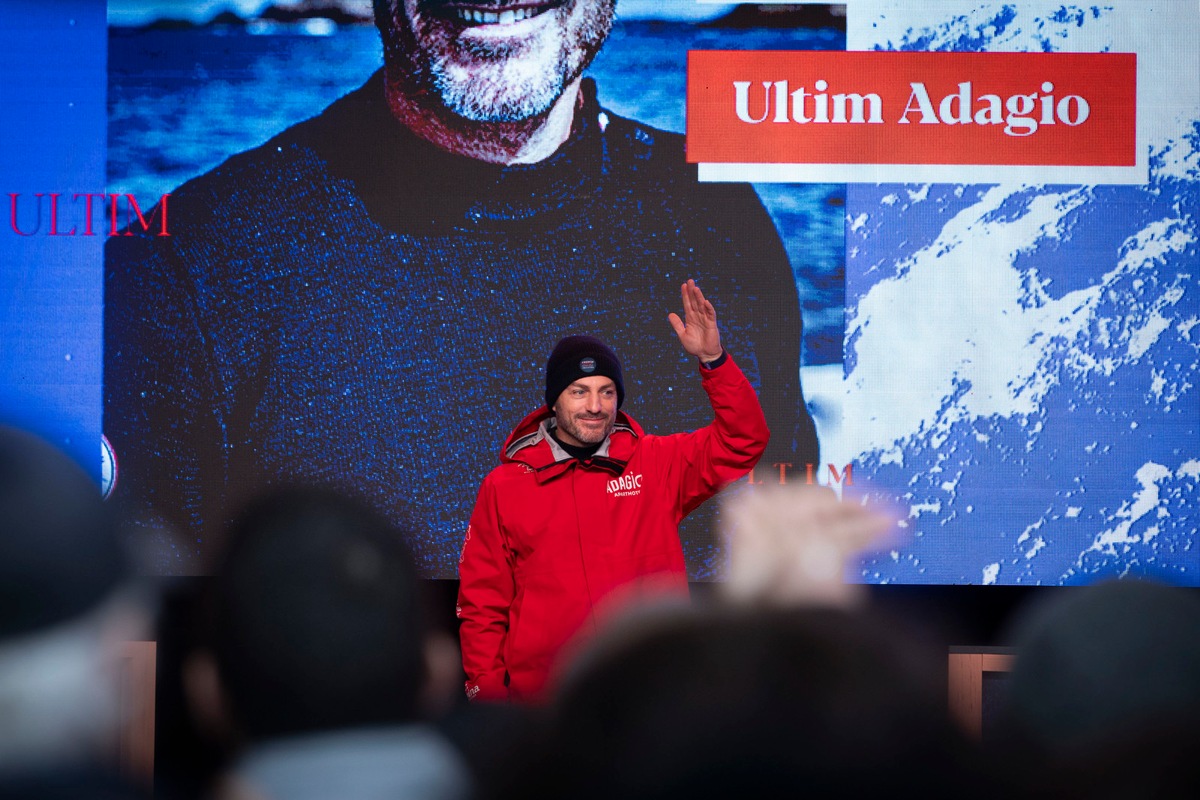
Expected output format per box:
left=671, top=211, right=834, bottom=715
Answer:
left=103, top=1, right=842, bottom=577
left=2, top=1, right=1195, bottom=586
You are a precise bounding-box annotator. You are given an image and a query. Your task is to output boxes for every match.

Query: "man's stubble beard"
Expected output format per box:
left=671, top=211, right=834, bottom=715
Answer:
left=556, top=411, right=616, bottom=446
left=431, top=34, right=580, bottom=123
left=382, top=0, right=616, bottom=124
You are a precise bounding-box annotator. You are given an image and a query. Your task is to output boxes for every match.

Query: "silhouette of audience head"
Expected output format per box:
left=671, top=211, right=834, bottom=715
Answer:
left=179, top=487, right=472, bottom=800
left=0, top=425, right=143, bottom=775
left=0, top=427, right=127, bottom=638
left=1000, top=579, right=1200, bottom=797
left=522, top=605, right=984, bottom=800
left=192, top=487, right=444, bottom=743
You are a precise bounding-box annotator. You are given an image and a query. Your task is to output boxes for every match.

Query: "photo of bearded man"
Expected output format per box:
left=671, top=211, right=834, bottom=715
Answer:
left=104, top=0, right=832, bottom=577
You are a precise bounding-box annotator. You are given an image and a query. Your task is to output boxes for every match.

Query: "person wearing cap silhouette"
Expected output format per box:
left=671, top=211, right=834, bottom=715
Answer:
left=457, top=280, right=769, bottom=702
left=0, top=425, right=149, bottom=796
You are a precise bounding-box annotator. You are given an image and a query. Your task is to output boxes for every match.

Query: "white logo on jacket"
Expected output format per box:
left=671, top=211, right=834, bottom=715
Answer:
left=607, top=472, right=643, bottom=497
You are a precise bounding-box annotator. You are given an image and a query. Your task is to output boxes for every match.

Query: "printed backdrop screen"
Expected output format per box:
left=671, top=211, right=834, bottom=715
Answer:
left=1, top=1, right=1196, bottom=585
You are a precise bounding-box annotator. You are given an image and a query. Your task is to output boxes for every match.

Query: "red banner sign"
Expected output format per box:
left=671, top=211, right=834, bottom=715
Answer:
left=687, top=51, right=1136, bottom=166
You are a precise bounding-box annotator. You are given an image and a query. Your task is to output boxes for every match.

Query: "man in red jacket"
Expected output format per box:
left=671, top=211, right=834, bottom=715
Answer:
left=457, top=280, right=769, bottom=701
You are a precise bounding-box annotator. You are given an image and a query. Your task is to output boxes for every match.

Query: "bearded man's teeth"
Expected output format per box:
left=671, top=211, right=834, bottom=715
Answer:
left=453, top=7, right=538, bottom=25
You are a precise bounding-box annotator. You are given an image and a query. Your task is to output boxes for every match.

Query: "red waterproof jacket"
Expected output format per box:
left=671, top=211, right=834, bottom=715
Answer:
left=457, top=355, right=768, bottom=702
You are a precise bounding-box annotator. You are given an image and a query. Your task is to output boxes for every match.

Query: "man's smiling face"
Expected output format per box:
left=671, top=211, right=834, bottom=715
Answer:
left=553, top=376, right=618, bottom=447
left=377, top=0, right=617, bottom=122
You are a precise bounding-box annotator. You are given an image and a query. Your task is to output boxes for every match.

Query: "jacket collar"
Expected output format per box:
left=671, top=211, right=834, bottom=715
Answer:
left=501, top=406, right=641, bottom=477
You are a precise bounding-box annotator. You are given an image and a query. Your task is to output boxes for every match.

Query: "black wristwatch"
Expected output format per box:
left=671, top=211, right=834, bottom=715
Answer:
left=701, top=350, right=728, bottom=370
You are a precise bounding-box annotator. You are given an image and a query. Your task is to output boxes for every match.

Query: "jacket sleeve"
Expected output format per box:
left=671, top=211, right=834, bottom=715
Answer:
left=669, top=352, right=770, bottom=518
left=456, top=475, right=514, bottom=701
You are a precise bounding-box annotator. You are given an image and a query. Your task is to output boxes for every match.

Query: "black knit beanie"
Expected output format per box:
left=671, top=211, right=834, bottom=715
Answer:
left=545, top=335, right=625, bottom=410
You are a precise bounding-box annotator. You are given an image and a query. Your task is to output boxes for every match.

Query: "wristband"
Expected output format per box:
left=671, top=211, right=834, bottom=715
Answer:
left=701, top=350, right=728, bottom=370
